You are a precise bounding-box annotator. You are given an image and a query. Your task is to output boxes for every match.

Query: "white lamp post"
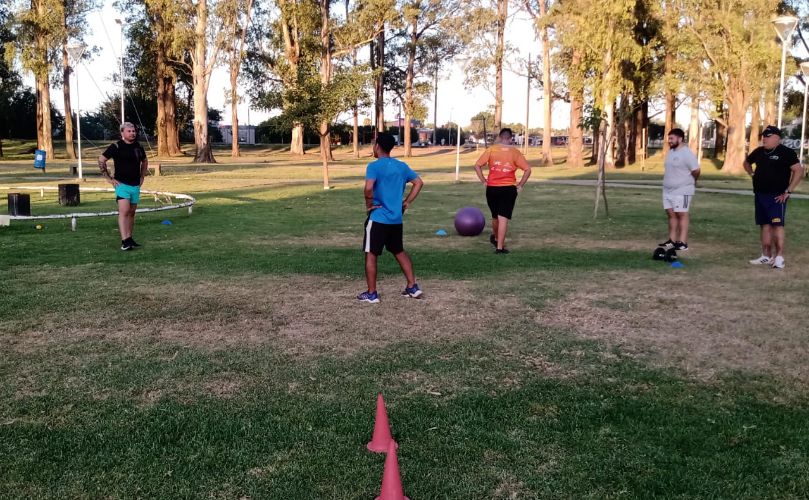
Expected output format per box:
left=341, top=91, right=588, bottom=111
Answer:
left=67, top=44, right=86, bottom=180
left=115, top=18, right=125, bottom=124
left=799, top=62, right=809, bottom=166
left=772, top=15, right=799, bottom=128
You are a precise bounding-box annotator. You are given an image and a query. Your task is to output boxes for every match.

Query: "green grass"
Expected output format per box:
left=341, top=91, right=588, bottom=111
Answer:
left=2, top=150, right=809, bottom=498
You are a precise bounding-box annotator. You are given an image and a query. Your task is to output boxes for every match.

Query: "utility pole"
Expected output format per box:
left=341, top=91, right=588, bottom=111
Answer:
left=67, top=45, right=86, bottom=180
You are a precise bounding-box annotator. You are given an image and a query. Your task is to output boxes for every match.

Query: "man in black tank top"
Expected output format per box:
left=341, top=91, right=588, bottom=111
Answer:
left=98, top=122, right=149, bottom=251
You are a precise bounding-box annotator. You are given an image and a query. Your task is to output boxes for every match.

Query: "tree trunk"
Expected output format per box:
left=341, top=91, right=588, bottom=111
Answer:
left=229, top=0, right=253, bottom=158
left=590, top=119, right=599, bottom=165
left=192, top=0, right=214, bottom=163
left=165, top=79, right=182, bottom=155
left=764, top=87, right=776, bottom=126
left=616, top=94, right=629, bottom=167
left=319, top=0, right=332, bottom=189
left=156, top=48, right=169, bottom=157
left=568, top=86, right=584, bottom=168
left=722, top=83, right=748, bottom=174
left=599, top=47, right=614, bottom=169
left=628, top=96, right=638, bottom=165
left=539, top=0, right=551, bottom=166
left=663, top=86, right=675, bottom=155
left=493, top=0, right=507, bottom=130
left=722, top=93, right=748, bottom=174
left=372, top=30, right=385, bottom=134
left=291, top=123, right=304, bottom=155
left=749, top=96, right=761, bottom=154
left=688, top=95, right=700, bottom=156
left=62, top=43, right=76, bottom=159
left=35, top=0, right=53, bottom=159
left=714, top=101, right=727, bottom=159
left=231, top=65, right=240, bottom=157
left=353, top=106, right=359, bottom=158
left=634, top=99, right=648, bottom=163
left=403, top=19, right=417, bottom=157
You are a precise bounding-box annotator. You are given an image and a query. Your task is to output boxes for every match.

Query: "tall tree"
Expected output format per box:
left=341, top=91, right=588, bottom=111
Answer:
left=139, top=0, right=186, bottom=157
left=10, top=0, right=65, bottom=159
left=395, top=0, right=461, bottom=156
left=183, top=0, right=224, bottom=163
left=683, top=0, right=782, bottom=173
left=219, top=0, right=254, bottom=157
left=524, top=0, right=553, bottom=166
left=462, top=0, right=508, bottom=131
left=0, top=3, right=23, bottom=157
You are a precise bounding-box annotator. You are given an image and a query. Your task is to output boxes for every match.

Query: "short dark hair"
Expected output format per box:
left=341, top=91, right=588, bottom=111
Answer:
left=499, top=128, right=513, bottom=139
left=668, top=128, right=685, bottom=139
left=376, top=132, right=395, bottom=153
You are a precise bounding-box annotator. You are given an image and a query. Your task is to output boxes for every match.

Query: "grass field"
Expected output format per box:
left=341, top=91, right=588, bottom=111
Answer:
left=2, top=145, right=809, bottom=498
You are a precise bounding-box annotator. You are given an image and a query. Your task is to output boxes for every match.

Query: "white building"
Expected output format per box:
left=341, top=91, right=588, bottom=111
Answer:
left=218, top=124, right=257, bottom=145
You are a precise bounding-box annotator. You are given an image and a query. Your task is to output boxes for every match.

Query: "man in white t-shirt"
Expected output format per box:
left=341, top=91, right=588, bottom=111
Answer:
left=659, top=128, right=701, bottom=251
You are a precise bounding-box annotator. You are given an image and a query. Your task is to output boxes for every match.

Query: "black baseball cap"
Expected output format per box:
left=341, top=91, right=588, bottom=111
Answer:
left=762, top=125, right=782, bottom=137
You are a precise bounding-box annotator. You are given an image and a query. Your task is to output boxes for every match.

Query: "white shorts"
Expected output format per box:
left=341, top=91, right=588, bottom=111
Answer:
left=663, top=193, right=693, bottom=213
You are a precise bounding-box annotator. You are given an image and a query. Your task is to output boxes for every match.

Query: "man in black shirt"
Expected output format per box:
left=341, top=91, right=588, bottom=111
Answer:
left=98, top=122, right=149, bottom=251
left=743, top=125, right=804, bottom=269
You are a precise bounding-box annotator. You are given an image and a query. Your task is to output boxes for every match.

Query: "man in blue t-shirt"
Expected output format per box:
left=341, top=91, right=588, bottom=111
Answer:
left=358, top=133, right=424, bottom=303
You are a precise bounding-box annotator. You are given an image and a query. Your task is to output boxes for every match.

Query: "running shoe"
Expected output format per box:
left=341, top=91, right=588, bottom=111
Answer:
left=673, top=241, right=688, bottom=251
left=749, top=255, right=772, bottom=265
left=120, top=240, right=134, bottom=251
left=357, top=291, right=380, bottom=303
left=495, top=248, right=510, bottom=254
left=658, top=238, right=674, bottom=247
left=401, top=283, right=423, bottom=298
left=772, top=256, right=785, bottom=269
left=127, top=237, right=141, bottom=248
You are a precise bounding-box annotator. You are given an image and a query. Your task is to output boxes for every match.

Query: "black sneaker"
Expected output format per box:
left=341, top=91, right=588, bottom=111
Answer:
left=127, top=237, right=141, bottom=248
left=489, top=234, right=497, bottom=247
left=673, top=241, right=688, bottom=251
left=495, top=248, right=510, bottom=254
left=658, top=238, right=674, bottom=247
left=121, top=240, right=134, bottom=251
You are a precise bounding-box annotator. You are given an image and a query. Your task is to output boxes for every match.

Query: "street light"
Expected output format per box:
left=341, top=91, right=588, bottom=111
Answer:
left=772, top=15, right=799, bottom=128
left=66, top=44, right=86, bottom=180
left=114, top=18, right=125, bottom=124
left=799, top=62, right=809, bottom=166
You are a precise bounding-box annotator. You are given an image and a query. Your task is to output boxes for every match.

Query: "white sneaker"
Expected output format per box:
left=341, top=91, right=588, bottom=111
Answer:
left=772, top=256, right=785, bottom=269
left=749, top=255, right=772, bottom=265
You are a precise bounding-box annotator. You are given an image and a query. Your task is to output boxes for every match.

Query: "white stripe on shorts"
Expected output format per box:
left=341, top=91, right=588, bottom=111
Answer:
left=364, top=219, right=373, bottom=253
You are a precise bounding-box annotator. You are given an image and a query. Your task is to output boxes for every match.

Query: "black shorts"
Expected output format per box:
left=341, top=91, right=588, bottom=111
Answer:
left=754, top=193, right=787, bottom=226
left=363, top=218, right=404, bottom=256
left=486, top=185, right=518, bottom=219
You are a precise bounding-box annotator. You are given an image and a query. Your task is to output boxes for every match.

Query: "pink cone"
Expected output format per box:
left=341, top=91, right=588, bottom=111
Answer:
left=367, top=393, right=398, bottom=453
left=376, top=439, right=409, bottom=500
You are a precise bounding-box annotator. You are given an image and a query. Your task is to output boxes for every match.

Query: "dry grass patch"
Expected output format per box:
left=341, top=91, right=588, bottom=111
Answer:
left=7, top=276, right=526, bottom=357
left=540, top=265, right=809, bottom=388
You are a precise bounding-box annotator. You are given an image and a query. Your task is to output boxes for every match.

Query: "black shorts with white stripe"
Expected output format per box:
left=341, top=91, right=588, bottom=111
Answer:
left=363, top=218, right=404, bottom=256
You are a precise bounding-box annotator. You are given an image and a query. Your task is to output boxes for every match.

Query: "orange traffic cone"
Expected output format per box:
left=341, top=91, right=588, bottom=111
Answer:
left=367, top=393, right=398, bottom=453
left=376, top=439, right=409, bottom=500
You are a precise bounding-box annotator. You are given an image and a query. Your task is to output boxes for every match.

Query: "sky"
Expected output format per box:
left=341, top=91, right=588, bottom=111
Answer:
left=36, top=1, right=568, bottom=133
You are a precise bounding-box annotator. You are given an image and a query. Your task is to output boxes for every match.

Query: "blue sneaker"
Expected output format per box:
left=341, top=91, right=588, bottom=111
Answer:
left=401, top=283, right=423, bottom=298
left=357, top=291, right=380, bottom=303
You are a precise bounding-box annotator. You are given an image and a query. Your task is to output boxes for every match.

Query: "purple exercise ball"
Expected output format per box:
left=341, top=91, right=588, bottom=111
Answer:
left=454, top=206, right=486, bottom=236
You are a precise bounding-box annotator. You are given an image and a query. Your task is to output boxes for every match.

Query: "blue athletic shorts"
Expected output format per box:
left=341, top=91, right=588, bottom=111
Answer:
left=115, top=183, right=141, bottom=204
left=754, top=193, right=787, bottom=226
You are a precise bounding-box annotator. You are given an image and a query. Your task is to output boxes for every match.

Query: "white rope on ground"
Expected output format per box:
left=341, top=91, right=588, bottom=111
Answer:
left=0, top=186, right=195, bottom=229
